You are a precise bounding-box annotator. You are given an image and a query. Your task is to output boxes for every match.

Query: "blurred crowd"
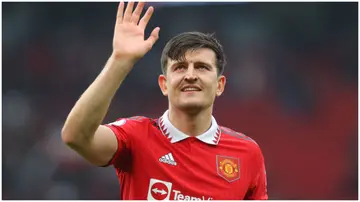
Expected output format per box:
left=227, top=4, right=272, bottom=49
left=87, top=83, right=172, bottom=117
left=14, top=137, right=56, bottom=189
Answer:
left=2, top=2, right=357, bottom=199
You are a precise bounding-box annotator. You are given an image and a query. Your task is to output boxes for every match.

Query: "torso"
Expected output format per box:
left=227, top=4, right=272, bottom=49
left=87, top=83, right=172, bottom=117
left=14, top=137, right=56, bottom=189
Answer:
left=115, top=118, right=260, bottom=200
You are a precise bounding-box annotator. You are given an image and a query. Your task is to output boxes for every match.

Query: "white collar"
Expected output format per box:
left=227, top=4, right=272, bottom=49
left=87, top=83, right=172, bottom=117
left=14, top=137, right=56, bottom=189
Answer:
left=158, top=110, right=221, bottom=145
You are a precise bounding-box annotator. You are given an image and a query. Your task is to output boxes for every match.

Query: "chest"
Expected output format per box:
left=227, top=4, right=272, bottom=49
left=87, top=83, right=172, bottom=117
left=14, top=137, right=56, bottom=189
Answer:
left=129, top=135, right=256, bottom=200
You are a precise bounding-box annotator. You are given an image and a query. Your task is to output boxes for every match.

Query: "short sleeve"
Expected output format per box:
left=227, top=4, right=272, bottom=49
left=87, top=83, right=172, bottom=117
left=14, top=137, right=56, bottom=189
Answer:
left=103, top=118, right=134, bottom=168
left=245, top=147, right=268, bottom=200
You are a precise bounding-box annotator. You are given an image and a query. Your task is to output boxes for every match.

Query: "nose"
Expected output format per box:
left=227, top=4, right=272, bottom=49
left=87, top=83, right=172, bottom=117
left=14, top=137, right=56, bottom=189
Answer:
left=184, top=65, right=198, bottom=82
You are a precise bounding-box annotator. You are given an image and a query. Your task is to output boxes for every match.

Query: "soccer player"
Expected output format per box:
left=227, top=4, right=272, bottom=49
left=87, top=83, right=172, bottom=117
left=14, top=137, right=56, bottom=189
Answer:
left=62, top=1, right=268, bottom=200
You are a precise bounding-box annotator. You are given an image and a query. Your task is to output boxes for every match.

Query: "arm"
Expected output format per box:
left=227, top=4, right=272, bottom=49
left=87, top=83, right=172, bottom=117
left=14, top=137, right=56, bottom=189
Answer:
left=245, top=148, right=268, bottom=200
left=61, top=2, right=160, bottom=166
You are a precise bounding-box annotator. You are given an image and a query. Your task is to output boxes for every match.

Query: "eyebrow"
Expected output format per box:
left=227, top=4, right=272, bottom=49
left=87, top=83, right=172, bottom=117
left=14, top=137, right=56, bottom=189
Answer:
left=170, top=61, right=187, bottom=71
left=171, top=61, right=214, bottom=69
left=194, top=61, right=213, bottom=69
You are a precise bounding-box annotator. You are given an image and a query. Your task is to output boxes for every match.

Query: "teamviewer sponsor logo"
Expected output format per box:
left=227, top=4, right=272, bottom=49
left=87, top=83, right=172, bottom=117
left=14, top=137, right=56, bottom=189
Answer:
left=147, top=178, right=213, bottom=200
left=159, top=152, right=177, bottom=166
left=147, top=178, right=172, bottom=200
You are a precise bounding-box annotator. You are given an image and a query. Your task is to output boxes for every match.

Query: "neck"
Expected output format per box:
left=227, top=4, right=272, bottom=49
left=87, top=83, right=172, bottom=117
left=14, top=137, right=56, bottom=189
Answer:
left=168, top=105, right=213, bottom=137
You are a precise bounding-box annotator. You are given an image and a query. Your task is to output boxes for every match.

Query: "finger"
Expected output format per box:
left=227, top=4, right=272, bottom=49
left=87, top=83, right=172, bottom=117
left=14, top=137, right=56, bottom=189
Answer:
left=115, top=1, right=125, bottom=24
left=123, top=1, right=134, bottom=22
left=138, top=6, right=154, bottom=30
left=131, top=2, right=145, bottom=25
left=145, top=27, right=160, bottom=50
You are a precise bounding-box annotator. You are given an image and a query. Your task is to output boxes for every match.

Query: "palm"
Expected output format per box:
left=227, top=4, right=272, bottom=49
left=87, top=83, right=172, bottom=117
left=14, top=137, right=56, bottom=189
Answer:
left=114, top=22, right=147, bottom=58
left=113, top=2, right=160, bottom=61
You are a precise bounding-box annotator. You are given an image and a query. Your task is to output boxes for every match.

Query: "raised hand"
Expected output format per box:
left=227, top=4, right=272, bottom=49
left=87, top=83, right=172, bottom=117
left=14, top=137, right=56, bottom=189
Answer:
left=112, top=1, right=160, bottom=62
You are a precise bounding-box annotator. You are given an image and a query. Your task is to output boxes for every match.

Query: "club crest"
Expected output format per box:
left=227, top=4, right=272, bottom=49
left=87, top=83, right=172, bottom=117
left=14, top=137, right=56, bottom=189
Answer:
left=216, top=155, right=240, bottom=182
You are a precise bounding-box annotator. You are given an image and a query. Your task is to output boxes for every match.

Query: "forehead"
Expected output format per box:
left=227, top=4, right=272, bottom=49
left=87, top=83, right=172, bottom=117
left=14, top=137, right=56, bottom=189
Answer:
left=167, top=48, right=217, bottom=67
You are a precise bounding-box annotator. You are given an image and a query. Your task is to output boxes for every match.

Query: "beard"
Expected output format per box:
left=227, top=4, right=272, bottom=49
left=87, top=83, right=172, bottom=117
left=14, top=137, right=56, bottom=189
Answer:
left=173, top=98, right=214, bottom=115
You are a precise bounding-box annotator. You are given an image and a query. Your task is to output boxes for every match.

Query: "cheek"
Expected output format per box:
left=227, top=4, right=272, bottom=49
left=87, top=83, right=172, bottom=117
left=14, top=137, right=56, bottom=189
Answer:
left=167, top=77, right=182, bottom=94
left=207, top=78, right=220, bottom=93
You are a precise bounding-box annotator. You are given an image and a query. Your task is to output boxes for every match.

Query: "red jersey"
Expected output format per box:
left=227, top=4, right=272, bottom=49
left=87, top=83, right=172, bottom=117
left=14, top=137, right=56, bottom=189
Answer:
left=104, top=110, right=268, bottom=200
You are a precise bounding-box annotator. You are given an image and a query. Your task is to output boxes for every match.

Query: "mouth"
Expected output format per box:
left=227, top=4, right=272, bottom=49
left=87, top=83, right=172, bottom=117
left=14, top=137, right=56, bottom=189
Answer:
left=181, top=86, right=202, bottom=92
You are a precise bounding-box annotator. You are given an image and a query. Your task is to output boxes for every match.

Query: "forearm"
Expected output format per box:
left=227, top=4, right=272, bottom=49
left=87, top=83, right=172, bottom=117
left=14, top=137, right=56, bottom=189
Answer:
left=62, top=55, right=135, bottom=144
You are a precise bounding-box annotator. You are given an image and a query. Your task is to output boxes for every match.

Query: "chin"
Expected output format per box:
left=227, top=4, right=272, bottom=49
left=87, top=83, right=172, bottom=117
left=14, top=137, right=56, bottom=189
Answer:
left=177, top=101, right=210, bottom=114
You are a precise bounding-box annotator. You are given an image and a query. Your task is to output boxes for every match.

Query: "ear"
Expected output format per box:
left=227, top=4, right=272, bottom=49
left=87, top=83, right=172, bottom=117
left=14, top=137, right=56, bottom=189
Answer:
left=158, top=74, right=168, bottom=96
left=216, top=75, right=226, bottom=96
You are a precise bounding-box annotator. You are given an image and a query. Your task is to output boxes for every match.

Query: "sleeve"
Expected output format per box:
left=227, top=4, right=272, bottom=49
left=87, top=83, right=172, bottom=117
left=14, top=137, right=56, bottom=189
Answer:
left=102, top=117, right=139, bottom=169
left=245, top=147, right=268, bottom=200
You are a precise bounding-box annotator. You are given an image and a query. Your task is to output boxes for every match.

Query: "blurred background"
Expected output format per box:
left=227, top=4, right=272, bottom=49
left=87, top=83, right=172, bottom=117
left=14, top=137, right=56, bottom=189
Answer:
left=2, top=2, right=358, bottom=200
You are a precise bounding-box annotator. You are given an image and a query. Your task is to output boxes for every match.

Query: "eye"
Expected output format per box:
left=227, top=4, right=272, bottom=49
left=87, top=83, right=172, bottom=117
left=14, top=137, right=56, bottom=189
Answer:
left=196, top=65, right=209, bottom=70
left=174, top=65, right=186, bottom=71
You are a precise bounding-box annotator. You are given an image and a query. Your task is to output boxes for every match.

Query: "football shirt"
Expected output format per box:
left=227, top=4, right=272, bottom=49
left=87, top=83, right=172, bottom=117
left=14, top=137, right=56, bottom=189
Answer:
left=104, top=110, right=268, bottom=200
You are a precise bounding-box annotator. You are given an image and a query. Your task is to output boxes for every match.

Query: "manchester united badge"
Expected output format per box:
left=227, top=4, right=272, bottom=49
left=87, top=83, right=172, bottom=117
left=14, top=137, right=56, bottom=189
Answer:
left=216, top=155, right=240, bottom=182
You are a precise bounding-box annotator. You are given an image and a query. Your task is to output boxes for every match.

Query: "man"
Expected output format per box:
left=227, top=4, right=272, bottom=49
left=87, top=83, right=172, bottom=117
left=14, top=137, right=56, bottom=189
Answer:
left=62, top=1, right=268, bottom=200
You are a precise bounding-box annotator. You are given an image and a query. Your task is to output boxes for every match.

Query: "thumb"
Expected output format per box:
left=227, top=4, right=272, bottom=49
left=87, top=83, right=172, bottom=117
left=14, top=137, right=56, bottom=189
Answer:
left=145, top=27, right=160, bottom=50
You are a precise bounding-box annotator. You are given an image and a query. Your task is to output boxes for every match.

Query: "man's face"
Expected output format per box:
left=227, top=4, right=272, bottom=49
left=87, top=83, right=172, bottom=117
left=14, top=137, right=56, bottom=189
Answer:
left=158, top=48, right=226, bottom=113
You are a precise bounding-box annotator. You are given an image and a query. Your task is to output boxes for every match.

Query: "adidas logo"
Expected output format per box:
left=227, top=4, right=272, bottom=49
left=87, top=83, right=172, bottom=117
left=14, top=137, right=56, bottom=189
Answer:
left=159, top=152, right=177, bottom=166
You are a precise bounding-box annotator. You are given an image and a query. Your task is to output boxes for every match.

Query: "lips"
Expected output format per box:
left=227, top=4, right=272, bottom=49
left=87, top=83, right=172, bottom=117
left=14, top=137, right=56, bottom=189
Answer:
left=181, top=85, right=201, bottom=92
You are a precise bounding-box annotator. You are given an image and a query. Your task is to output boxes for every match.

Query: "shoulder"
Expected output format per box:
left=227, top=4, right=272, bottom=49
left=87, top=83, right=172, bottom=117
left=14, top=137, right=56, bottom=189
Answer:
left=106, top=116, right=160, bottom=141
left=219, top=126, right=261, bottom=149
left=107, top=116, right=154, bottom=128
left=220, top=126, right=265, bottom=162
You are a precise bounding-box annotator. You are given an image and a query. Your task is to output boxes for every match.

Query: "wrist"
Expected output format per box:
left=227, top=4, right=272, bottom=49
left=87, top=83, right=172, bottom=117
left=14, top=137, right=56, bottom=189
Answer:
left=102, top=54, right=136, bottom=76
left=110, top=52, right=139, bottom=64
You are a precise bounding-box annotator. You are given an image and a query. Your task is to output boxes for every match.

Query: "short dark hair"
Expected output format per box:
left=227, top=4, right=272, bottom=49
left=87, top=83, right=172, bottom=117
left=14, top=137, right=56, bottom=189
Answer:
left=160, top=32, right=226, bottom=76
